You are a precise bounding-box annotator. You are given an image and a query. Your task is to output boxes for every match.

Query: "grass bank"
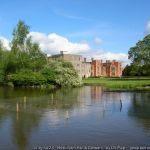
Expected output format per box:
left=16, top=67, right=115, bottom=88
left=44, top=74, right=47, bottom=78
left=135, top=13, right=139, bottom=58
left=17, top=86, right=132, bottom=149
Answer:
left=83, top=77, right=150, bottom=91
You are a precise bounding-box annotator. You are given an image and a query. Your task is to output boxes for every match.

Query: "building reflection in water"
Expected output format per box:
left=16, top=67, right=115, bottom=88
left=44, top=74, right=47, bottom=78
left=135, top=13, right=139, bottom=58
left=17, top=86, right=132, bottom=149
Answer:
left=90, top=86, right=122, bottom=113
left=91, top=86, right=104, bottom=101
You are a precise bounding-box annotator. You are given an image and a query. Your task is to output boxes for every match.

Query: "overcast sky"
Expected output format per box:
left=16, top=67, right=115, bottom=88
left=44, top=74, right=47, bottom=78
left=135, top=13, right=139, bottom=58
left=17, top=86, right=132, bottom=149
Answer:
left=0, top=0, right=150, bottom=66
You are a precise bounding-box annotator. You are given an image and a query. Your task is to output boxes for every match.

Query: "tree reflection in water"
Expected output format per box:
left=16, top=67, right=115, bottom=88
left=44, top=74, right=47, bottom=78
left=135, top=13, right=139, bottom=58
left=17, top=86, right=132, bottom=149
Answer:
left=0, top=87, right=80, bottom=150
left=128, top=92, right=150, bottom=134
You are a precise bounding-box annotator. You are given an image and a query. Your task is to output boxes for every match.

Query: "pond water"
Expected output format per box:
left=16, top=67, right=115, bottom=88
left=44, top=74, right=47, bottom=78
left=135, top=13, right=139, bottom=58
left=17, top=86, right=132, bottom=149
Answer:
left=0, top=86, right=150, bottom=150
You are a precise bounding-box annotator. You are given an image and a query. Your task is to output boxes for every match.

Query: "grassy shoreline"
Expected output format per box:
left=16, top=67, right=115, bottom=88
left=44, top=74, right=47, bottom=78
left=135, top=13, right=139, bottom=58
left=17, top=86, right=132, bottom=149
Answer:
left=83, top=77, right=150, bottom=91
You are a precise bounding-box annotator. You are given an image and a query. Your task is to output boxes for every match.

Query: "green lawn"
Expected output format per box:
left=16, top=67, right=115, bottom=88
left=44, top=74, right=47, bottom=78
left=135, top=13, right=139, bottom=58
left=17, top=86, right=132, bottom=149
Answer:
left=83, top=77, right=150, bottom=90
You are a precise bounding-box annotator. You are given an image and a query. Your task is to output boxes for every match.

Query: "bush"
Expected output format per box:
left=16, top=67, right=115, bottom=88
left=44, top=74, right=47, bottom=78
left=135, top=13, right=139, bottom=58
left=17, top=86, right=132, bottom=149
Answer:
left=9, top=70, right=47, bottom=86
left=55, top=67, right=82, bottom=87
left=42, top=61, right=82, bottom=87
left=41, top=66, right=56, bottom=84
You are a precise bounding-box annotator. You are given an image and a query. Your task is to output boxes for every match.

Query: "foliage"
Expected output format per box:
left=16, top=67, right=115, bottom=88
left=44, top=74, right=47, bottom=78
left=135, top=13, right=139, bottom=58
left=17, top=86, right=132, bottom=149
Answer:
left=5, top=20, right=47, bottom=74
left=41, top=66, right=56, bottom=84
left=128, top=34, right=150, bottom=66
left=42, top=61, right=82, bottom=87
left=27, top=41, right=47, bottom=71
left=123, top=63, right=150, bottom=76
left=11, top=20, right=29, bottom=52
left=0, top=41, right=9, bottom=83
left=123, top=64, right=140, bottom=76
left=9, top=70, right=47, bottom=86
left=125, top=34, right=150, bottom=76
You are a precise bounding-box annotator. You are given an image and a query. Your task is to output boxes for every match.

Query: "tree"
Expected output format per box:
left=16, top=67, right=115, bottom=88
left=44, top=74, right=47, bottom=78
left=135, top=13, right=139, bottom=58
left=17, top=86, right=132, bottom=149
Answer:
left=26, top=39, right=47, bottom=71
left=6, top=20, right=46, bottom=74
left=0, top=41, right=4, bottom=82
left=122, top=65, right=131, bottom=76
left=128, top=34, right=150, bottom=66
left=6, top=20, right=30, bottom=73
left=0, top=41, right=9, bottom=83
left=127, top=34, right=150, bottom=76
left=11, top=20, right=29, bottom=53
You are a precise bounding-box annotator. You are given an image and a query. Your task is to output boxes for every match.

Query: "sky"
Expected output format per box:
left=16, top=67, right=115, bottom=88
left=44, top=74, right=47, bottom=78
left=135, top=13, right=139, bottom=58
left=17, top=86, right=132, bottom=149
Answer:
left=0, top=0, right=150, bottom=66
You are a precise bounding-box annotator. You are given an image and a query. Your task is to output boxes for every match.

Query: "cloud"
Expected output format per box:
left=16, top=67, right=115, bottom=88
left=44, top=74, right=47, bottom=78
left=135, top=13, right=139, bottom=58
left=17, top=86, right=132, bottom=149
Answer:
left=29, top=32, right=90, bottom=55
left=145, top=21, right=150, bottom=35
left=90, top=50, right=130, bottom=67
left=0, top=33, right=130, bottom=67
left=0, top=36, right=10, bottom=50
left=94, top=37, right=103, bottom=44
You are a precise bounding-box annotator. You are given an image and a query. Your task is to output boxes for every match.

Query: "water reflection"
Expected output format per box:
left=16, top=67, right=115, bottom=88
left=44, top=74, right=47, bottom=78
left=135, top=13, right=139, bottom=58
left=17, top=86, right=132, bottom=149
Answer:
left=128, top=92, right=150, bottom=133
left=13, top=110, right=40, bottom=150
left=91, top=86, right=103, bottom=101
left=0, top=87, right=81, bottom=150
left=0, top=86, right=150, bottom=149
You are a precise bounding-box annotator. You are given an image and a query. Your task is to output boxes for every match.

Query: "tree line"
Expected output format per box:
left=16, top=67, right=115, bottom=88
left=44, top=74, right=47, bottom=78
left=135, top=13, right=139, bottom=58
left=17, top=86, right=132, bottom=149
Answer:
left=0, top=20, right=81, bottom=87
left=123, top=34, right=150, bottom=76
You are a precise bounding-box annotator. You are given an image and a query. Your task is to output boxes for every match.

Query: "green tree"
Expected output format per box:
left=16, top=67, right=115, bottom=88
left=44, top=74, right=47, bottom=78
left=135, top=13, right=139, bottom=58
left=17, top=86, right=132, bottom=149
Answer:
left=6, top=20, right=30, bottom=73
left=127, top=34, right=150, bottom=76
left=128, top=34, right=150, bottom=66
left=26, top=38, right=47, bottom=71
left=0, top=41, right=4, bottom=83
left=122, top=65, right=131, bottom=76
left=6, top=20, right=46, bottom=74
left=0, top=41, right=9, bottom=83
left=11, top=20, right=29, bottom=53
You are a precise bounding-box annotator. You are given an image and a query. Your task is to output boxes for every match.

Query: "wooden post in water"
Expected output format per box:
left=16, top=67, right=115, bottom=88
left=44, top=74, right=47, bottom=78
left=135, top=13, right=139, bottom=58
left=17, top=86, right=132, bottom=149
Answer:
left=16, top=103, right=19, bottom=112
left=16, top=103, right=19, bottom=121
left=24, top=96, right=26, bottom=103
left=24, top=96, right=26, bottom=110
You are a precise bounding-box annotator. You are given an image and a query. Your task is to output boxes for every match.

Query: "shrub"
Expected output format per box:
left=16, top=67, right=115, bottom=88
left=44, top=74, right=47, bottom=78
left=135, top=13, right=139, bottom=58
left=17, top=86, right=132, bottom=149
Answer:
left=42, top=61, right=82, bottom=87
left=9, top=70, right=47, bottom=86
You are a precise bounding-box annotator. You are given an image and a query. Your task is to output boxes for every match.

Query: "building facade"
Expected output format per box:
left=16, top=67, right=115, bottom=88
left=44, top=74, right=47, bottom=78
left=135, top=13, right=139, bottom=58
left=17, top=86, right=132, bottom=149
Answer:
left=91, top=59, right=102, bottom=77
left=91, top=59, right=122, bottom=77
left=48, top=51, right=122, bottom=78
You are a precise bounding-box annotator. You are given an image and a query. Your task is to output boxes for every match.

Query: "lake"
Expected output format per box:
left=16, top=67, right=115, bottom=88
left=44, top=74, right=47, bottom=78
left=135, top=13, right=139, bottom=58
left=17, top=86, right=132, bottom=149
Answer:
left=0, top=86, right=150, bottom=150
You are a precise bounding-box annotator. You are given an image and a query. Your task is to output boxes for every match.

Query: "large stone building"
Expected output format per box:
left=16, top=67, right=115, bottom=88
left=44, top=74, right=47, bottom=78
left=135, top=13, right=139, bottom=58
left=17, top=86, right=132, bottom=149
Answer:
left=48, top=51, right=91, bottom=78
left=48, top=51, right=122, bottom=78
